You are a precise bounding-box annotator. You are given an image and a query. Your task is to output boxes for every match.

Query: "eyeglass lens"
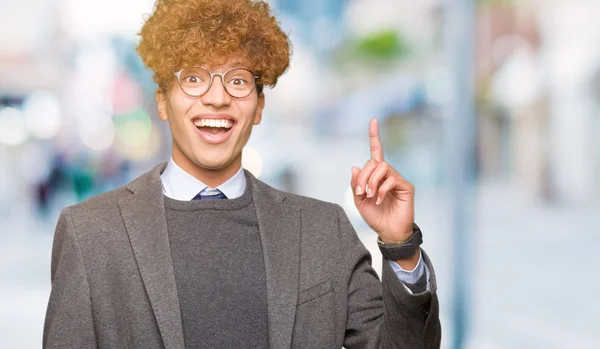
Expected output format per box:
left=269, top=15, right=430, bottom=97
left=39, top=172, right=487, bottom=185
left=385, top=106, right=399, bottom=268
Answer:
left=179, top=68, right=255, bottom=98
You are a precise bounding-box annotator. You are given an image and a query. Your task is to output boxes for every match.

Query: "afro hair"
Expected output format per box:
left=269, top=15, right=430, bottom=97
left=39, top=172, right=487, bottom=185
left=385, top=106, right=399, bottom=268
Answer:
left=137, top=0, right=291, bottom=93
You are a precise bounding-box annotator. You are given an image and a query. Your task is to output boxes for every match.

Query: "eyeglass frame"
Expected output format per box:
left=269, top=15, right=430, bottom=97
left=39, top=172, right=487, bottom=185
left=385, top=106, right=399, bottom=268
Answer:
left=173, top=66, right=261, bottom=99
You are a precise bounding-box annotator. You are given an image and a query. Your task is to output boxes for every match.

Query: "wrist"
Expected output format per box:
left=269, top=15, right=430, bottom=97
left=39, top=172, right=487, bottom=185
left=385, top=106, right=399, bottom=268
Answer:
left=379, top=224, right=414, bottom=244
left=379, top=232, right=413, bottom=245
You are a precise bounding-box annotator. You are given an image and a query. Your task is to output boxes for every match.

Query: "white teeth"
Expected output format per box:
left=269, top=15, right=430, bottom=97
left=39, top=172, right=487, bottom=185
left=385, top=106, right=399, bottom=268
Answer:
left=193, top=118, right=233, bottom=128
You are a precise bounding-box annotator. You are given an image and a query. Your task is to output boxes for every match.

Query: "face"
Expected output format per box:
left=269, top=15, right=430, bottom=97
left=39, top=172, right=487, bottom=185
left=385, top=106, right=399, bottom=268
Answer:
left=156, top=58, right=264, bottom=185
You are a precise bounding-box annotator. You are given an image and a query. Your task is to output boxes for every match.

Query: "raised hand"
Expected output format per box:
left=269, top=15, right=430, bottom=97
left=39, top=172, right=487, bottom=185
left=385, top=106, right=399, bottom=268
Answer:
left=350, top=118, right=415, bottom=244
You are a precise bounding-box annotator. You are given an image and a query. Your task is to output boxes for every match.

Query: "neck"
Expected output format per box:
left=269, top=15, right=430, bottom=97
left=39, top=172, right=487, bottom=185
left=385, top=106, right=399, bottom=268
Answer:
left=172, top=153, right=241, bottom=188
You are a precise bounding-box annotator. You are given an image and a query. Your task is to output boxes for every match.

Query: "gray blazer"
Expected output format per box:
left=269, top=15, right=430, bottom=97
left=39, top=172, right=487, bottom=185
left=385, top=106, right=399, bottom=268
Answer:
left=43, top=162, right=441, bottom=349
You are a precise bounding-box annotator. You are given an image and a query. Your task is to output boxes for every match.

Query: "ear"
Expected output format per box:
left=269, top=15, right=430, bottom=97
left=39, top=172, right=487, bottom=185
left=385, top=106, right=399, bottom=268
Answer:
left=253, top=92, right=265, bottom=125
left=155, top=88, right=168, bottom=121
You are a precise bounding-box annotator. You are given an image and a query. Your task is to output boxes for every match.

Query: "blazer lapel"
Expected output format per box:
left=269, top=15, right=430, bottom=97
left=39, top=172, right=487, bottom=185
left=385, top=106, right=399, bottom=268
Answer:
left=247, top=171, right=301, bottom=349
left=118, top=163, right=185, bottom=349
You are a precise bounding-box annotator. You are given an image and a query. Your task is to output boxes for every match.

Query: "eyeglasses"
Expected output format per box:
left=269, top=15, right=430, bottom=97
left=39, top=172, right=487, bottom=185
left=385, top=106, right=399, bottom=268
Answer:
left=173, top=67, right=260, bottom=98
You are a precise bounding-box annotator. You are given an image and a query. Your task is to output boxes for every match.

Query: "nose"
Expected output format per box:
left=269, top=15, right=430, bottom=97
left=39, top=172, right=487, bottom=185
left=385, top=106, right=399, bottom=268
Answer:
left=200, top=75, right=232, bottom=107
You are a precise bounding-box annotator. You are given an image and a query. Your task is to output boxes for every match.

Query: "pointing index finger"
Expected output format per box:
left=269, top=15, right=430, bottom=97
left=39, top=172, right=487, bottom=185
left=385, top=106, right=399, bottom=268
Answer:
left=369, top=118, right=384, bottom=162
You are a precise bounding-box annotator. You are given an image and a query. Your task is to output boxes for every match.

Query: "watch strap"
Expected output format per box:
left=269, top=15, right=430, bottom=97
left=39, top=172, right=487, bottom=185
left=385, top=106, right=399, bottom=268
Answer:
left=377, top=223, right=423, bottom=260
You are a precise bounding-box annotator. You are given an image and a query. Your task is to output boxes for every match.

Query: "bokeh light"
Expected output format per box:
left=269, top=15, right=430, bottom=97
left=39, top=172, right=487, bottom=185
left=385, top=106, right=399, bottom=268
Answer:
left=0, top=107, right=29, bottom=146
left=79, top=119, right=116, bottom=151
left=113, top=108, right=160, bottom=160
left=242, top=146, right=263, bottom=178
left=22, top=92, right=62, bottom=140
left=114, top=109, right=151, bottom=148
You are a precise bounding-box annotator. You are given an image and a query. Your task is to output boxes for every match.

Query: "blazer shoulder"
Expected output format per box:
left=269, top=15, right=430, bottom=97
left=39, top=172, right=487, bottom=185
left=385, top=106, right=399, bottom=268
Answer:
left=247, top=168, right=343, bottom=215
left=267, top=186, right=345, bottom=223
left=269, top=186, right=336, bottom=210
left=65, top=184, right=131, bottom=221
left=65, top=162, right=161, bottom=217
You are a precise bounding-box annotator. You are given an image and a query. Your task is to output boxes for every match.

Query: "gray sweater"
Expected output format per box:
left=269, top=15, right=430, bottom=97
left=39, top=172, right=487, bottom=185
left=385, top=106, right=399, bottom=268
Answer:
left=164, top=183, right=268, bottom=349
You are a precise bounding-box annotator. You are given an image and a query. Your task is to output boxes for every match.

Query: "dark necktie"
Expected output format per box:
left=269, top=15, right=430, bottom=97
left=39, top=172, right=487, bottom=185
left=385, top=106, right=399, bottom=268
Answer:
left=192, top=188, right=227, bottom=200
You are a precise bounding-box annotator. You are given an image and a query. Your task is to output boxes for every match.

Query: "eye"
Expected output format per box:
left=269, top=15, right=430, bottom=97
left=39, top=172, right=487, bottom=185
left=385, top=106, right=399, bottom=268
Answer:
left=229, top=78, right=247, bottom=86
left=184, top=75, right=204, bottom=84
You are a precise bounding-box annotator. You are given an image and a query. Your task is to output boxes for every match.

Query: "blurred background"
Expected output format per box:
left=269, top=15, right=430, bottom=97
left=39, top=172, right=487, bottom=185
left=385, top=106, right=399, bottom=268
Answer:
left=1, top=0, right=599, bottom=348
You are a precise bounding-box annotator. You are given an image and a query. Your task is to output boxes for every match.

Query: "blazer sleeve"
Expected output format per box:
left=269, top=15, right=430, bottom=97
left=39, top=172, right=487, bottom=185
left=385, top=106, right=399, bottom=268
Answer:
left=43, top=207, right=98, bottom=349
left=334, top=204, right=441, bottom=349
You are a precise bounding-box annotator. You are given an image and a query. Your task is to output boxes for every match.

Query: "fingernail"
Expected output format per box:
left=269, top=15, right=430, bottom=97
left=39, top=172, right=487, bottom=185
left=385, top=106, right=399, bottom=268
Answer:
left=355, top=186, right=363, bottom=195
left=376, top=197, right=382, bottom=205
left=366, top=186, right=373, bottom=198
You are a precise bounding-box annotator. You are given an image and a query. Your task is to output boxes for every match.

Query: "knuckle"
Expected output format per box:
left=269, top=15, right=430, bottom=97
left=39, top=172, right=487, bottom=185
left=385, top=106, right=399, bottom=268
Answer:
left=385, top=177, right=396, bottom=188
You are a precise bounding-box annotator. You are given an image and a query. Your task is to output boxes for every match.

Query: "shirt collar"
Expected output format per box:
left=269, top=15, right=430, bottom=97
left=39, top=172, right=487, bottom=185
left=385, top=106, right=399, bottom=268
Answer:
left=160, top=157, right=246, bottom=200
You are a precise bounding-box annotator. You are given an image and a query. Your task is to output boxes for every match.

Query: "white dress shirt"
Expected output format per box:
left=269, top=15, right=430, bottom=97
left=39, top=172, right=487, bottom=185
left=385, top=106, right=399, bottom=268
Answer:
left=160, top=157, right=428, bottom=292
left=160, top=157, right=246, bottom=200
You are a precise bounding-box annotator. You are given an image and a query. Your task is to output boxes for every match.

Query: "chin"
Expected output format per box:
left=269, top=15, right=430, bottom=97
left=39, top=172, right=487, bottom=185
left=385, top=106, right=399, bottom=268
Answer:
left=193, top=155, right=234, bottom=171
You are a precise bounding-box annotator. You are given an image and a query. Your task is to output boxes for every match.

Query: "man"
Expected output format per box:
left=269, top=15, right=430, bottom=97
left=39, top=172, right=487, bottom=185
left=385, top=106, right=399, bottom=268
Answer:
left=43, top=0, right=441, bottom=348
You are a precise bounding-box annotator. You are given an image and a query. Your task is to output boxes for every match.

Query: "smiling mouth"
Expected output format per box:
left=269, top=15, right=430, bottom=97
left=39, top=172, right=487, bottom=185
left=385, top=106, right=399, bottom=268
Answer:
left=194, top=118, right=233, bottom=132
left=192, top=118, right=235, bottom=144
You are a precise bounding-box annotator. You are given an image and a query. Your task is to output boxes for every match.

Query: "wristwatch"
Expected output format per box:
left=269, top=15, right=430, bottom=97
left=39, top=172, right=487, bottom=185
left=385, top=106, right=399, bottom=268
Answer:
left=377, top=222, right=423, bottom=260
